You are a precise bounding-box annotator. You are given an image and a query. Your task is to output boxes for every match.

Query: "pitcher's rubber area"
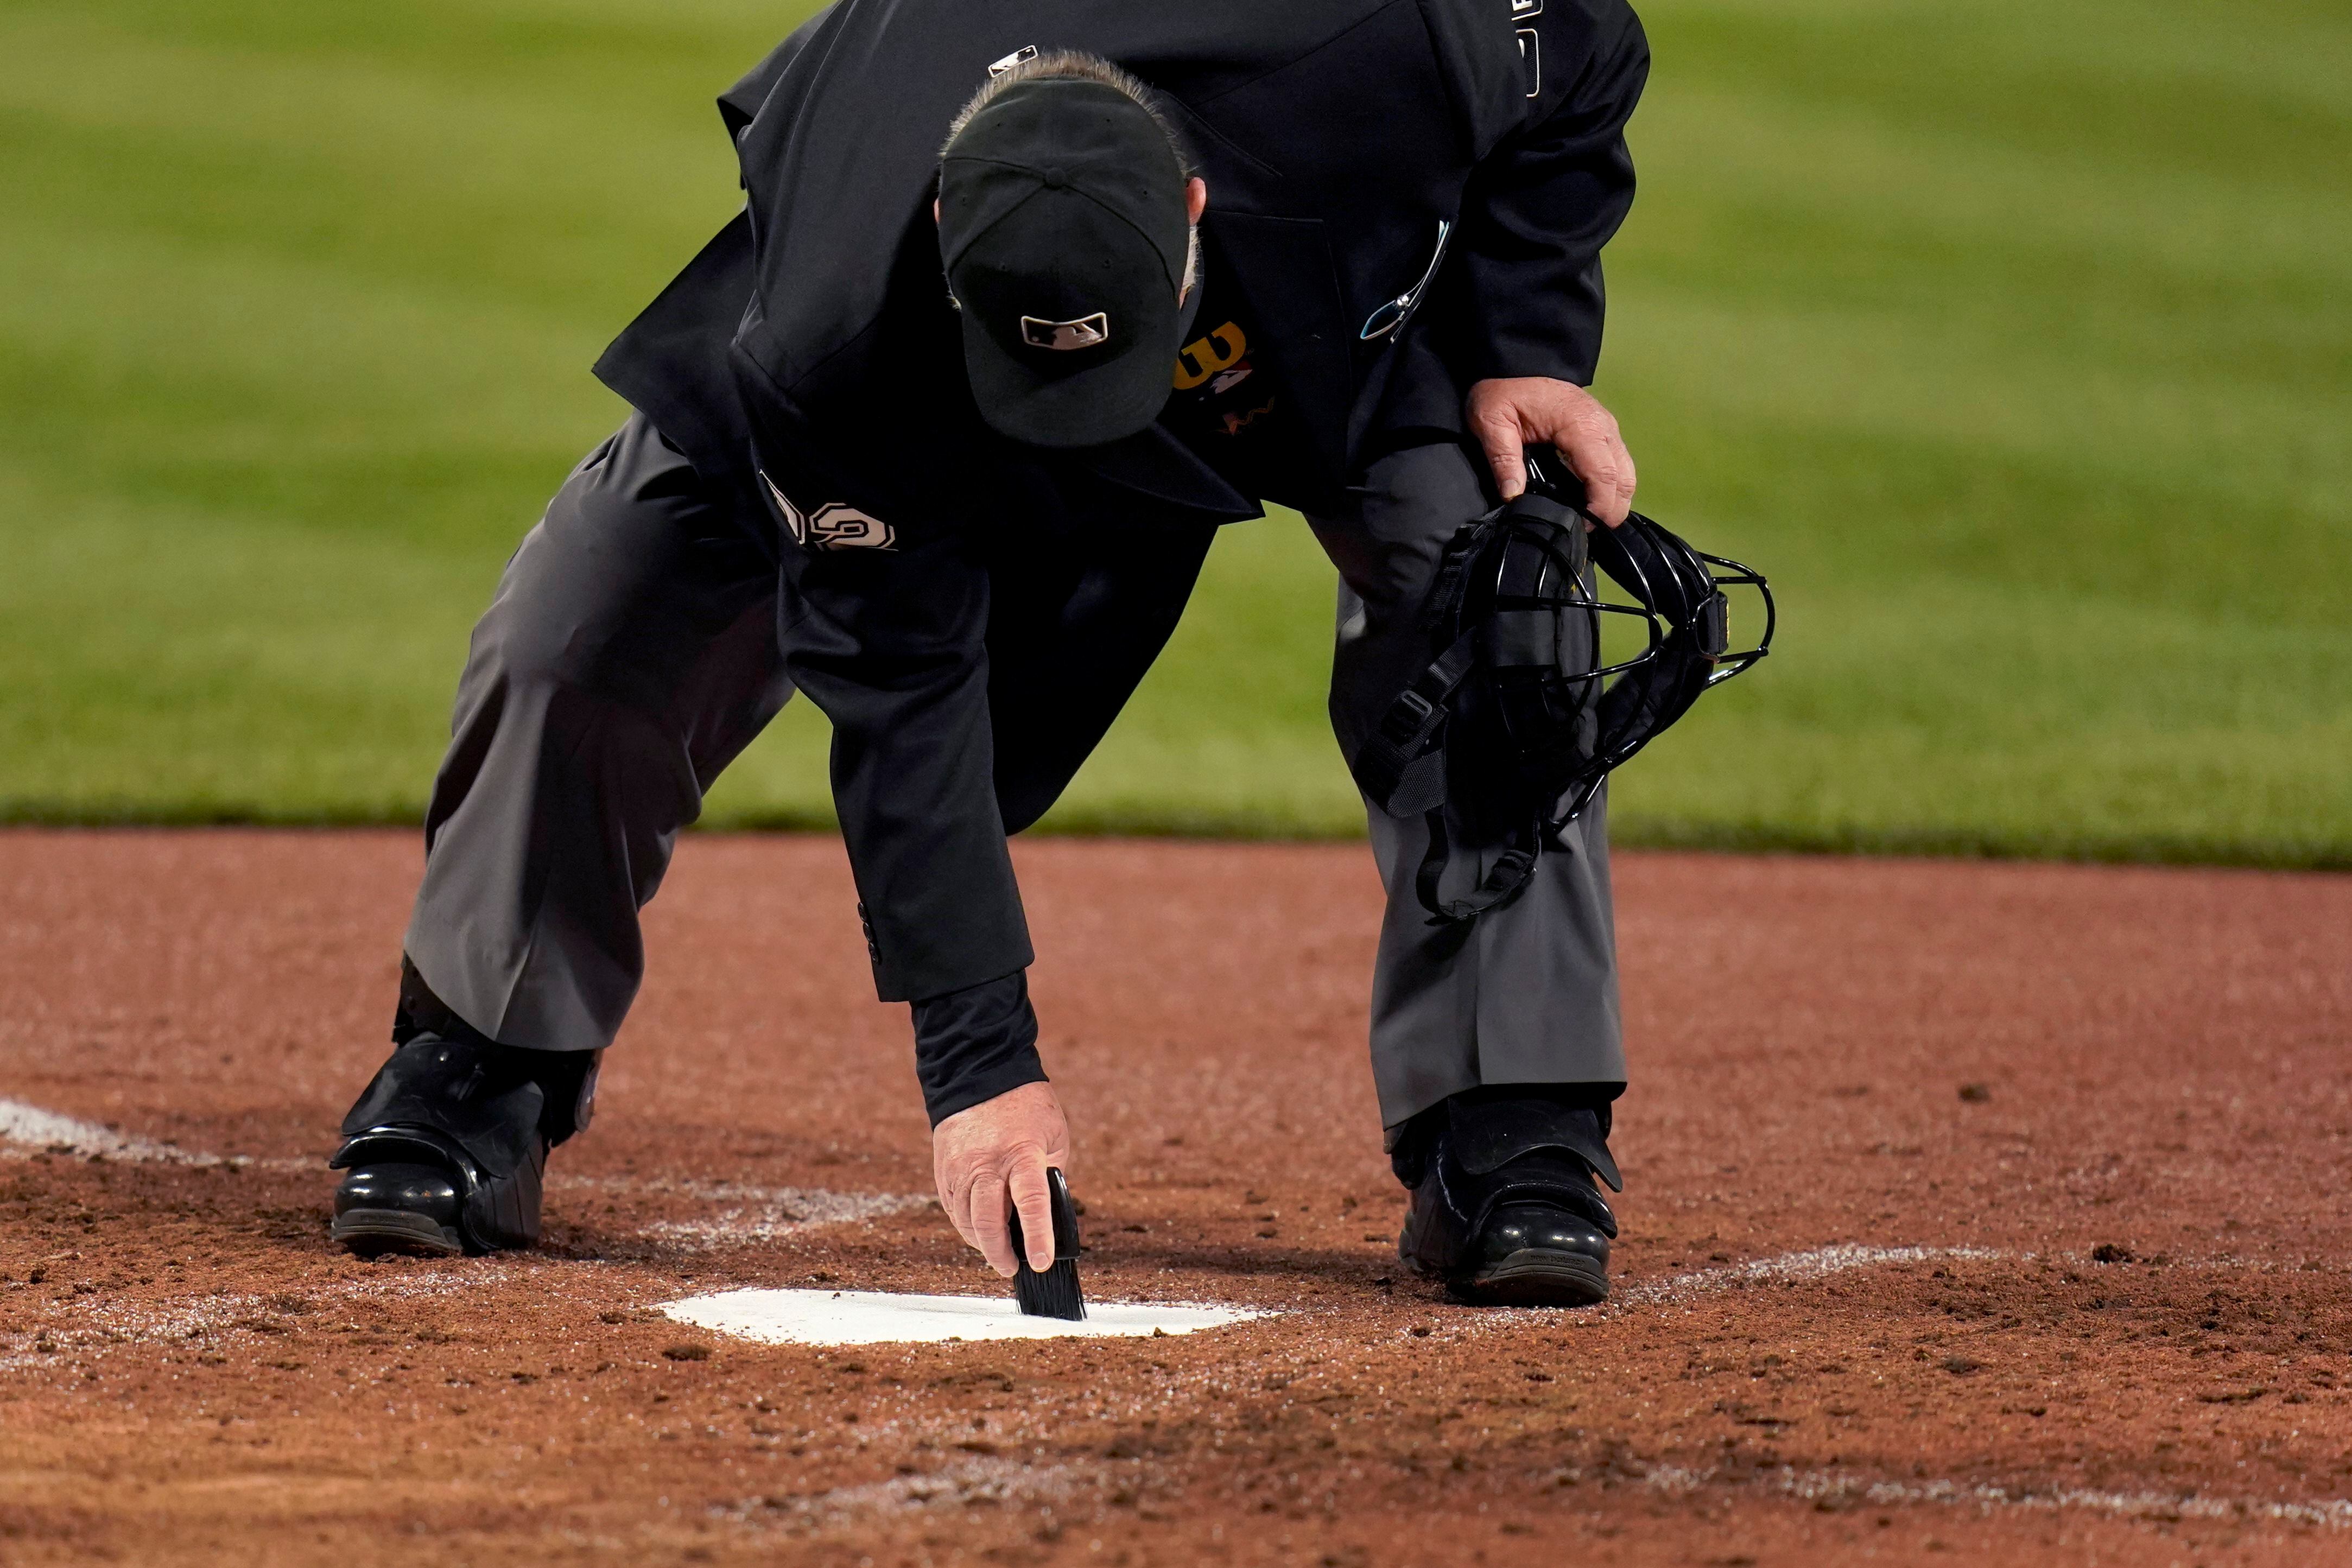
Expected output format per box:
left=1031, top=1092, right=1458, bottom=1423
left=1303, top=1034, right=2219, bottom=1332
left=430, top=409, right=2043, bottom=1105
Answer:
left=1, top=831, right=2348, bottom=1566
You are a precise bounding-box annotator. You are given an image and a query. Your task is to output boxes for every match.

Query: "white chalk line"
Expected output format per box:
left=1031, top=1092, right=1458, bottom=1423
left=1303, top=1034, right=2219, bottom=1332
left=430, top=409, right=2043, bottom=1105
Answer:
left=1643, top=1462, right=2352, bottom=1532
left=725, top=1443, right=2352, bottom=1538
left=757, top=1459, right=2352, bottom=1537
left=1603, top=1244, right=2013, bottom=1314
left=1421, top=1247, right=2025, bottom=1343
left=1595, top=1242, right=2348, bottom=1317
left=718, top=1454, right=1091, bottom=1528
left=0, top=1096, right=237, bottom=1167
left=0, top=1094, right=929, bottom=1245
left=637, top=1195, right=932, bottom=1246
left=0, top=1265, right=523, bottom=1373
left=550, top=1173, right=933, bottom=1246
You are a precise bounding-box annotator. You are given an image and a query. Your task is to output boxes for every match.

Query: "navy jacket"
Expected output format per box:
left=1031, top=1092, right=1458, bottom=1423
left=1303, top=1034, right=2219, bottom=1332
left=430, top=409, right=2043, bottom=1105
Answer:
left=594, top=0, right=1647, bottom=1002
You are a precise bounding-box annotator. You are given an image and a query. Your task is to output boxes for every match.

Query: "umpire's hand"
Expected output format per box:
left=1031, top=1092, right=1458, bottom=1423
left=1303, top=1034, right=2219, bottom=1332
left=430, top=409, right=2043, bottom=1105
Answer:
left=932, top=1081, right=1072, bottom=1277
left=1467, top=377, right=1637, bottom=525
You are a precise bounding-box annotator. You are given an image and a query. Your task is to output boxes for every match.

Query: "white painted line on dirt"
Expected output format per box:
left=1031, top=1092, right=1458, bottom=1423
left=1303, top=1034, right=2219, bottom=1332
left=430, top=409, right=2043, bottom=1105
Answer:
left=0, top=1097, right=230, bottom=1166
left=637, top=1190, right=932, bottom=1246
left=1645, top=1463, right=2352, bottom=1531
left=0, top=1099, right=929, bottom=1235
left=1603, top=1242, right=2326, bottom=1316
left=662, top=1287, right=1270, bottom=1346
left=725, top=1455, right=1088, bottom=1525
left=551, top=1173, right=920, bottom=1203
left=1604, top=1245, right=2011, bottom=1314
left=0, top=1266, right=523, bottom=1372
left=1784, top=1469, right=2352, bottom=1531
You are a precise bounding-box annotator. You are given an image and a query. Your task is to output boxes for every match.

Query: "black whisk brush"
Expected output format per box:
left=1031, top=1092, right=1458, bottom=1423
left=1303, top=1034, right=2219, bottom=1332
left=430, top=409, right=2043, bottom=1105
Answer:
left=1007, top=1167, right=1085, bottom=1320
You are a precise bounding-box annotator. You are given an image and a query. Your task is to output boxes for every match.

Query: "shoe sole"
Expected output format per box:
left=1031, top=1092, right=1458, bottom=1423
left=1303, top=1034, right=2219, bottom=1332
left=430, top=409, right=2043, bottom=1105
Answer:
left=1454, top=1248, right=1609, bottom=1307
left=331, top=1208, right=464, bottom=1258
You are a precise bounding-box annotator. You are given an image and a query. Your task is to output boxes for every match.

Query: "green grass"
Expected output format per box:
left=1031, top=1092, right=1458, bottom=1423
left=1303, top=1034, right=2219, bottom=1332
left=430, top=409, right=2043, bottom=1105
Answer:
left=2, top=0, right=2347, bottom=864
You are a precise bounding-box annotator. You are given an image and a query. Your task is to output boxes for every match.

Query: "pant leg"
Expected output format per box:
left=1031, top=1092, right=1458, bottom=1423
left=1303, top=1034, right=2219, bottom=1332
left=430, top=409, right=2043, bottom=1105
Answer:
left=1305, top=440, right=1624, bottom=1133
left=403, top=413, right=792, bottom=1053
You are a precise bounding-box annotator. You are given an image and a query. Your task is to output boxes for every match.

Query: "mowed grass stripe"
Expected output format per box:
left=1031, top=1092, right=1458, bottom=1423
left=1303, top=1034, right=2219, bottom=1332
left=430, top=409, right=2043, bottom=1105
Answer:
left=1, top=0, right=2346, bottom=862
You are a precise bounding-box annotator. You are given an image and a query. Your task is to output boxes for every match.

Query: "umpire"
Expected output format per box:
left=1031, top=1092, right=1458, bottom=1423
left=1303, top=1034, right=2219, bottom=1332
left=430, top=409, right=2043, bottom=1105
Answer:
left=328, top=0, right=1649, bottom=1307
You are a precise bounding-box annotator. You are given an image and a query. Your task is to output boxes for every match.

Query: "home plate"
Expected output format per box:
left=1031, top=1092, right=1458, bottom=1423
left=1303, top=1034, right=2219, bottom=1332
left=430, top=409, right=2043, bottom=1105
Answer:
left=661, top=1288, right=1269, bottom=1345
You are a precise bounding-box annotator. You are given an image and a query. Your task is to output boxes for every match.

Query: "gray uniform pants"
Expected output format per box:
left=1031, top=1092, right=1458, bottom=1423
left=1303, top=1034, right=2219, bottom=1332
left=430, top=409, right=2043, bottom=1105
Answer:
left=1308, top=441, right=1623, bottom=1130
left=404, top=420, right=1621, bottom=1134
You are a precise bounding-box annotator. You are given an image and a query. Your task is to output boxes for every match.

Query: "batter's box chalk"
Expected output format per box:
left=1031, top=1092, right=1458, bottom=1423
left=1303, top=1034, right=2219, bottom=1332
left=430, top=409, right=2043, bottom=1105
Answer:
left=660, top=1288, right=1270, bottom=1346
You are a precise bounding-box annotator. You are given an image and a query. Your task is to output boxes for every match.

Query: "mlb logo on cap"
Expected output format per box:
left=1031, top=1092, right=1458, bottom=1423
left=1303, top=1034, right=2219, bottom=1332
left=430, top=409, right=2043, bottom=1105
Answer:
left=1019, top=312, right=1111, bottom=351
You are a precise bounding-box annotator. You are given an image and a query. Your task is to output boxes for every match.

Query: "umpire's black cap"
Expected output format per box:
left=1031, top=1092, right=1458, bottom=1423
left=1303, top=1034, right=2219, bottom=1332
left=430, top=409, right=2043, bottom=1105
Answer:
left=939, top=75, right=1195, bottom=449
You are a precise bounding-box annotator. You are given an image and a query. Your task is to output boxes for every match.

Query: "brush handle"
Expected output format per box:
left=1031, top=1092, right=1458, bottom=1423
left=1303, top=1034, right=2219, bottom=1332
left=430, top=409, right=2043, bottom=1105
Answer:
left=1009, top=1166, right=1086, bottom=1320
left=1005, top=1166, right=1080, bottom=1267
left=1045, top=1167, right=1081, bottom=1255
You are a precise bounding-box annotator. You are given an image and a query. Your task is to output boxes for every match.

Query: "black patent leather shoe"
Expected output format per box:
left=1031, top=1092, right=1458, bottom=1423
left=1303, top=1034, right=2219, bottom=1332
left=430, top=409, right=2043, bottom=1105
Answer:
left=331, top=1157, right=466, bottom=1256
left=1454, top=1194, right=1613, bottom=1306
left=329, top=1122, right=547, bottom=1256
left=1394, top=1089, right=1622, bottom=1307
left=327, top=1026, right=595, bottom=1257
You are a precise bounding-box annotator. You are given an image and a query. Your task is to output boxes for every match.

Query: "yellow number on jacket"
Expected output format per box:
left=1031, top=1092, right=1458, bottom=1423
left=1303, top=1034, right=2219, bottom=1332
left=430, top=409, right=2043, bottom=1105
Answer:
left=1172, top=322, right=1248, bottom=390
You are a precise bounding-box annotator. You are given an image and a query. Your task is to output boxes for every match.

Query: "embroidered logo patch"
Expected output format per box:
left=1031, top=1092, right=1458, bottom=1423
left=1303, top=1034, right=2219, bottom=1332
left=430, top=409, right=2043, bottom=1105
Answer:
left=1019, top=312, right=1110, bottom=351
left=805, top=503, right=896, bottom=550
left=1172, top=321, right=1247, bottom=390
left=988, top=45, right=1038, bottom=78
left=760, top=472, right=897, bottom=551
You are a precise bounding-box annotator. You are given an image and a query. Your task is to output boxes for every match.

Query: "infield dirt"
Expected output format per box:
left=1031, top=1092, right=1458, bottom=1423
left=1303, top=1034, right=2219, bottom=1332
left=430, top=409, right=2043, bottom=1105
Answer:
left=2, top=831, right=2348, bottom=1566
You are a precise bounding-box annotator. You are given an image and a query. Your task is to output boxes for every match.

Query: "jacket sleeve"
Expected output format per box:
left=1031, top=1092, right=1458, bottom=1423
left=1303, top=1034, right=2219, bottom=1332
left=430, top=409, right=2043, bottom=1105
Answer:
left=776, top=532, right=1036, bottom=1004
left=1451, top=0, right=1650, bottom=386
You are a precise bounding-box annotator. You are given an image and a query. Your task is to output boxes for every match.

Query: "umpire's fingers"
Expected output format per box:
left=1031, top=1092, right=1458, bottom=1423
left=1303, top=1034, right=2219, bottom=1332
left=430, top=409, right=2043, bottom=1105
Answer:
left=967, top=1168, right=1019, bottom=1278
left=933, top=1146, right=967, bottom=1237
left=1006, top=1157, right=1056, bottom=1274
left=1611, top=428, right=1639, bottom=512
left=1590, top=425, right=1637, bottom=523
left=1470, top=403, right=1532, bottom=502
left=1551, top=420, right=1632, bottom=528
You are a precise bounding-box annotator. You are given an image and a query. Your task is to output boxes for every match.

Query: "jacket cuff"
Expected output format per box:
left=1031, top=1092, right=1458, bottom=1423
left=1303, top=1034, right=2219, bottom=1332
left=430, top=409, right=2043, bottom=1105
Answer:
left=1459, top=333, right=1599, bottom=392
left=910, top=969, right=1048, bottom=1126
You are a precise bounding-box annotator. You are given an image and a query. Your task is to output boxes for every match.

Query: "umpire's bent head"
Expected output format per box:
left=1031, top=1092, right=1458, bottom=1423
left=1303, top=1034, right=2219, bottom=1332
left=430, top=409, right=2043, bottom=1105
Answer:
left=937, top=52, right=1207, bottom=448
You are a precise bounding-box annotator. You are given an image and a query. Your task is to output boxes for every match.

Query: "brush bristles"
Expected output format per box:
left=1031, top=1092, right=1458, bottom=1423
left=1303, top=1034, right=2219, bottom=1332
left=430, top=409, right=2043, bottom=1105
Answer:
left=1013, top=1258, right=1086, bottom=1321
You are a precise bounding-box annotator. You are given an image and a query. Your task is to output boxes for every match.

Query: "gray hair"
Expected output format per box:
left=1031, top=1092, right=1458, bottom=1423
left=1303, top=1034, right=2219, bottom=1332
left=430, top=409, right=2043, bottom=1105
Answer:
left=943, top=49, right=1197, bottom=178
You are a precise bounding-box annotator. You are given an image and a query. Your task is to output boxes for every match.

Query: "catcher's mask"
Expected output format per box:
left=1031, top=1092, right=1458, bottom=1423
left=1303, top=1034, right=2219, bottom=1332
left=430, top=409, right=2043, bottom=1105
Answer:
left=1348, top=451, right=1774, bottom=923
